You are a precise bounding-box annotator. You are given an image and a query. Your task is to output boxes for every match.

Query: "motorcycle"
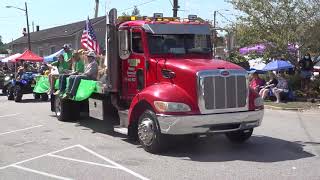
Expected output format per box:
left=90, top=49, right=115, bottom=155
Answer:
left=2, top=73, right=15, bottom=95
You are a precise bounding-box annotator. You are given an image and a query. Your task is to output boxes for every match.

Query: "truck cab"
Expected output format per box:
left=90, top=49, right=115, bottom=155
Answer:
left=53, top=9, right=264, bottom=154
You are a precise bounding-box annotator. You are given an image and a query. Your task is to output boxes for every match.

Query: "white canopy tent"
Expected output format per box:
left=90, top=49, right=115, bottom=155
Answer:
left=1, top=53, right=22, bottom=63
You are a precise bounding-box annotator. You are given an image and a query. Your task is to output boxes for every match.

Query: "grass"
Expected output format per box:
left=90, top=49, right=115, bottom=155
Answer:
left=264, top=100, right=320, bottom=110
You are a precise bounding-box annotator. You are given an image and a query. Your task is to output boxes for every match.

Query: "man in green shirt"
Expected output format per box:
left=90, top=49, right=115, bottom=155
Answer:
left=63, top=44, right=73, bottom=62
left=50, top=55, right=69, bottom=74
left=47, top=54, right=70, bottom=94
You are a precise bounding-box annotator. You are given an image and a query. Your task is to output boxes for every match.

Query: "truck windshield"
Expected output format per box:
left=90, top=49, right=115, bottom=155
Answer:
left=147, top=34, right=212, bottom=55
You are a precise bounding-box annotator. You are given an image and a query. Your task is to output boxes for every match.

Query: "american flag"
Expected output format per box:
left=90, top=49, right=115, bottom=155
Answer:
left=81, top=18, right=100, bottom=54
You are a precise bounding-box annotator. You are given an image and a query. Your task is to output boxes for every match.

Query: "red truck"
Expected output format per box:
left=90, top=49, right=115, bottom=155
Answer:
left=51, top=9, right=264, bottom=153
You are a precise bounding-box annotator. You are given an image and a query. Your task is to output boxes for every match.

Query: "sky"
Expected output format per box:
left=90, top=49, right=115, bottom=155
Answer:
left=0, top=0, right=236, bottom=43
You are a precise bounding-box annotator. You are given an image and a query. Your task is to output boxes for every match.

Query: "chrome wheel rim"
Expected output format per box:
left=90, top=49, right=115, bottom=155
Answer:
left=55, top=98, right=61, bottom=117
left=138, top=118, right=155, bottom=146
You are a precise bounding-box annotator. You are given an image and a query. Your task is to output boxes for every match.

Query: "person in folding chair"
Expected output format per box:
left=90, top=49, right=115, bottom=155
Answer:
left=65, top=51, right=98, bottom=99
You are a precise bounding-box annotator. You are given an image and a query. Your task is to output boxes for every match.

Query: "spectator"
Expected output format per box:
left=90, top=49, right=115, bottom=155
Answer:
left=272, top=71, right=289, bottom=103
left=299, top=53, right=314, bottom=90
left=259, top=72, right=278, bottom=99
left=249, top=72, right=265, bottom=93
left=65, top=51, right=98, bottom=99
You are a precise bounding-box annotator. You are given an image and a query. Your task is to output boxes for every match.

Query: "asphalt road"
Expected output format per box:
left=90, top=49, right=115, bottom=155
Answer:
left=0, top=94, right=319, bottom=180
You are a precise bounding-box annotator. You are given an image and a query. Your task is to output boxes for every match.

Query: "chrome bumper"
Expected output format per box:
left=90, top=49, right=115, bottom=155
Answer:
left=157, top=110, right=264, bottom=135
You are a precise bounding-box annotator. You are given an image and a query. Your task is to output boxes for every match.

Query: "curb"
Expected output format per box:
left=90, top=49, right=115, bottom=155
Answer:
left=264, top=105, right=304, bottom=111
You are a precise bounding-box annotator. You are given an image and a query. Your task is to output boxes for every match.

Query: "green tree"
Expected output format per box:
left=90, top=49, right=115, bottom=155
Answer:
left=0, top=35, right=8, bottom=54
left=228, top=0, right=320, bottom=61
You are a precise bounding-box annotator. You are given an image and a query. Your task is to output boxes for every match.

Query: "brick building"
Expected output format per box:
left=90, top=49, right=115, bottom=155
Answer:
left=8, top=16, right=106, bottom=56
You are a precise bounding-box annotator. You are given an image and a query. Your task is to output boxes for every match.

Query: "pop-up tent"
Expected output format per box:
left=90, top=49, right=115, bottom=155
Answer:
left=1, top=53, right=22, bottom=63
left=10, top=50, right=43, bottom=63
left=44, top=49, right=64, bottom=62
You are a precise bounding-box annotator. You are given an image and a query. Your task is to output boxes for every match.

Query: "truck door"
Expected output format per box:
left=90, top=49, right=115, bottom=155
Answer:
left=120, top=29, right=146, bottom=101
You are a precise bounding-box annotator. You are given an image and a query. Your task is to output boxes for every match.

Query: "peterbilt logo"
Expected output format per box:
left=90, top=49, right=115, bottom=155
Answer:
left=220, top=70, right=230, bottom=76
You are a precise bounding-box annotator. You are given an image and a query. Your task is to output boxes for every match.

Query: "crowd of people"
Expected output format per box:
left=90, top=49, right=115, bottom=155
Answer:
left=250, top=71, right=289, bottom=103
left=249, top=53, right=318, bottom=103
left=47, top=44, right=104, bottom=99
left=0, top=44, right=106, bottom=99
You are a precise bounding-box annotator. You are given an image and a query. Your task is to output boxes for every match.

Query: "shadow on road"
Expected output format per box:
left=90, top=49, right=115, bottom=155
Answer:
left=74, top=116, right=129, bottom=139
left=161, top=135, right=315, bottom=162
left=18, top=99, right=49, bottom=103
left=70, top=116, right=315, bottom=163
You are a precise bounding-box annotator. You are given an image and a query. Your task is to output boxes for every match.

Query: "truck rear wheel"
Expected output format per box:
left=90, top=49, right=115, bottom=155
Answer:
left=225, top=128, right=253, bottom=143
left=55, top=96, right=79, bottom=122
left=137, top=110, right=167, bottom=154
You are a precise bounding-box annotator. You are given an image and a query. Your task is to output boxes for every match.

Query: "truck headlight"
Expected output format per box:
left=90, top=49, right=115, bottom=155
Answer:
left=4, top=77, right=10, bottom=81
left=154, top=101, right=191, bottom=112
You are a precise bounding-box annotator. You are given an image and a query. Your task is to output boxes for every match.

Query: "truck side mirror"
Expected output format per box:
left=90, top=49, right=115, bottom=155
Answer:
left=119, top=30, right=130, bottom=60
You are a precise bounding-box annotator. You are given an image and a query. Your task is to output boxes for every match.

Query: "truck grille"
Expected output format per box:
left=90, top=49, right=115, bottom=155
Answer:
left=197, top=70, right=248, bottom=114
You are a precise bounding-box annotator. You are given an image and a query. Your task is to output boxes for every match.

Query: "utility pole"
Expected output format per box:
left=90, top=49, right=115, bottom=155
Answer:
left=213, top=11, right=217, bottom=28
left=173, top=0, right=179, bottom=17
left=6, top=2, right=31, bottom=50
left=32, top=21, right=34, bottom=32
left=25, top=2, right=31, bottom=50
left=95, top=0, right=99, bottom=18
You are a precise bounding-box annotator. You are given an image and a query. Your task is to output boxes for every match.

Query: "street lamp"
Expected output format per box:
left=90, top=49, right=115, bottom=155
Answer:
left=6, top=2, right=31, bottom=51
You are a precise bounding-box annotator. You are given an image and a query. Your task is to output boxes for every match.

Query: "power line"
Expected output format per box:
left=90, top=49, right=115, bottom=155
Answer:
left=168, top=0, right=173, bottom=7
left=119, top=0, right=158, bottom=12
left=217, top=11, right=233, bottom=24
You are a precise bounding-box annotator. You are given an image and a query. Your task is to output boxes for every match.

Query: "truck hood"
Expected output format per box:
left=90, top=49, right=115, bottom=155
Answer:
left=149, top=58, right=246, bottom=113
left=154, top=58, right=244, bottom=74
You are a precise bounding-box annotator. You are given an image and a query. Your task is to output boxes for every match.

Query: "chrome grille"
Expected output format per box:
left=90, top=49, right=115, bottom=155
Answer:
left=197, top=70, right=248, bottom=114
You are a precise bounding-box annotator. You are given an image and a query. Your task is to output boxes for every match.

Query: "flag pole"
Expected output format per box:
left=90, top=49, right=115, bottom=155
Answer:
left=104, top=7, right=109, bottom=67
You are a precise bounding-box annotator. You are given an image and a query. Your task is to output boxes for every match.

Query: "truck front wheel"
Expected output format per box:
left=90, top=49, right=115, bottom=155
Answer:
left=225, top=128, right=253, bottom=143
left=138, top=110, right=167, bottom=154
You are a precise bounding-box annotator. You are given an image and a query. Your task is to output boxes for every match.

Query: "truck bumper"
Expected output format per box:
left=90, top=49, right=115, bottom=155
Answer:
left=157, top=110, right=264, bottom=135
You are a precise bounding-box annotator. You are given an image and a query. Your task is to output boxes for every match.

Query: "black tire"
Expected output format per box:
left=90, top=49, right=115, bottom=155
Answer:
left=14, top=86, right=23, bottom=102
left=50, top=94, right=56, bottom=112
left=33, top=93, right=41, bottom=99
left=137, top=110, right=167, bottom=154
left=2, top=85, right=8, bottom=96
left=7, top=85, right=14, bottom=100
left=40, top=93, right=49, bottom=101
left=55, top=96, right=79, bottom=122
left=225, top=128, right=253, bottom=143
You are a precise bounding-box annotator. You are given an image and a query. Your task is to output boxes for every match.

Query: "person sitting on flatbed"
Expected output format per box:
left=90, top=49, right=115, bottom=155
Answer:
left=55, top=50, right=85, bottom=95
left=64, top=51, right=98, bottom=99
left=47, top=54, right=70, bottom=94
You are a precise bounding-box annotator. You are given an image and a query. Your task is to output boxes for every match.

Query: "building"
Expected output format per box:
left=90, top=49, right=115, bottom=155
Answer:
left=8, top=16, right=106, bottom=56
